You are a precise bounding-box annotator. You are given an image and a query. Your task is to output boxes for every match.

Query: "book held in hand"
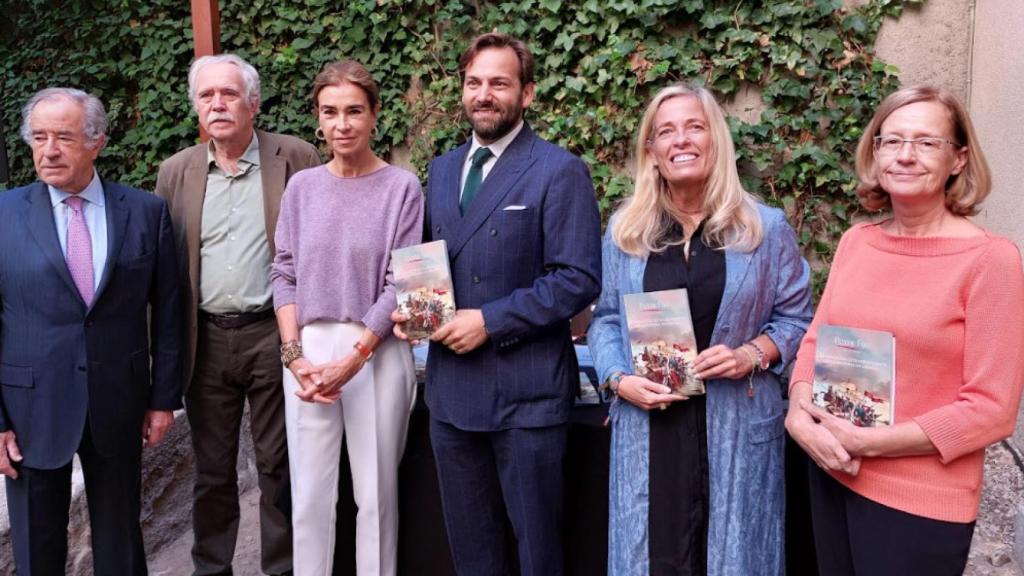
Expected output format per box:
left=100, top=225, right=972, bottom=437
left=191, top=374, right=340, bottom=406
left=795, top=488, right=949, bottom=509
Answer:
left=392, top=240, right=456, bottom=340
left=623, top=289, right=704, bottom=397
left=812, top=325, right=895, bottom=427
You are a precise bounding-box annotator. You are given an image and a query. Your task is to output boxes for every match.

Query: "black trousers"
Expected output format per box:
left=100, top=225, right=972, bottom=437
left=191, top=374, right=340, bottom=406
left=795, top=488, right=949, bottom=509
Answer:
left=186, top=316, right=292, bottom=575
left=5, top=421, right=145, bottom=576
left=807, top=462, right=975, bottom=576
left=648, top=395, right=708, bottom=576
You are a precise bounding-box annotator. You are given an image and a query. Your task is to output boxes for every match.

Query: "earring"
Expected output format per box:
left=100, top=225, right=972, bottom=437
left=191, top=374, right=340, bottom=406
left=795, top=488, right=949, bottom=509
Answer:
left=315, top=127, right=325, bottom=141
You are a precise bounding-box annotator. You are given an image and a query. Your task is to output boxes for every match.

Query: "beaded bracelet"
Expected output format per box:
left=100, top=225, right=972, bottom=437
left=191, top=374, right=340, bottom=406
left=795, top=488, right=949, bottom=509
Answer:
left=737, top=345, right=758, bottom=398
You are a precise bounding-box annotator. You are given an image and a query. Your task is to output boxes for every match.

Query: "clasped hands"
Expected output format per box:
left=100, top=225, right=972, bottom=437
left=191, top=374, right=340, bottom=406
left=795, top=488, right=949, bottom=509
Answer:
left=619, top=344, right=757, bottom=411
left=391, top=308, right=488, bottom=354
left=785, top=382, right=866, bottom=476
left=289, top=352, right=366, bottom=404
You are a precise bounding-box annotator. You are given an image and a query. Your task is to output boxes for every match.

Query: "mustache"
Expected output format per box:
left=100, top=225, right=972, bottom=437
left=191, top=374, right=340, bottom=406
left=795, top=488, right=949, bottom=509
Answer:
left=206, top=112, right=235, bottom=123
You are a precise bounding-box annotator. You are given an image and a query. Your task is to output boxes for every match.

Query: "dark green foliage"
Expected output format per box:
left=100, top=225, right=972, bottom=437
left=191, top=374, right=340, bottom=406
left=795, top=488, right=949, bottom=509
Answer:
left=1, top=0, right=924, bottom=294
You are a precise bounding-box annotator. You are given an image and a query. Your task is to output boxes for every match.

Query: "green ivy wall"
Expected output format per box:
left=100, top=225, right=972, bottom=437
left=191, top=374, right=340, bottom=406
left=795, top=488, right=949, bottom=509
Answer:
left=0, top=0, right=922, bottom=289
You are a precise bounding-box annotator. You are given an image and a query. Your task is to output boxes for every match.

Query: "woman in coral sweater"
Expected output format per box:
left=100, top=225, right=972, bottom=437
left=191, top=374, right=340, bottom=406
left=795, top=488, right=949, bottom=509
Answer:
left=786, top=85, right=1024, bottom=576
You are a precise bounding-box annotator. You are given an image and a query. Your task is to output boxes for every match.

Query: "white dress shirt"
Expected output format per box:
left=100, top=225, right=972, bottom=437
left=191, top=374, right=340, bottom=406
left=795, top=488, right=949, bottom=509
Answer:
left=459, top=120, right=525, bottom=200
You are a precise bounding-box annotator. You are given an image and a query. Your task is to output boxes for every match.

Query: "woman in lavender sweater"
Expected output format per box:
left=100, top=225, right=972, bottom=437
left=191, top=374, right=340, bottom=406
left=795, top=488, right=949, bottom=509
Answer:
left=271, top=60, right=423, bottom=576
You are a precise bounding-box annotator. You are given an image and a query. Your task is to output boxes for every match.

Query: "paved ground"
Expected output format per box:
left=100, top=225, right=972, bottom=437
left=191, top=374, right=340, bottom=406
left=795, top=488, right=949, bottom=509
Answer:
left=965, top=443, right=1024, bottom=576
left=4, top=435, right=1020, bottom=575
left=145, top=443, right=1024, bottom=576
left=149, top=488, right=263, bottom=576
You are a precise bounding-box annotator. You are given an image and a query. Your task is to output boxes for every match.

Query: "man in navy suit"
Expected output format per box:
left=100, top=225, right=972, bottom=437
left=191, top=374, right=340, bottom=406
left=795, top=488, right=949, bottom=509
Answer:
left=0, top=88, right=182, bottom=575
left=396, top=33, right=601, bottom=575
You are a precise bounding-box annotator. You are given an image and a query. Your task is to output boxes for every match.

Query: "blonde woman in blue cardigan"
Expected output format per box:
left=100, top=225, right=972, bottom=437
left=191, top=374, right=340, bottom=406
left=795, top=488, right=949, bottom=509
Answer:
left=588, top=83, right=813, bottom=576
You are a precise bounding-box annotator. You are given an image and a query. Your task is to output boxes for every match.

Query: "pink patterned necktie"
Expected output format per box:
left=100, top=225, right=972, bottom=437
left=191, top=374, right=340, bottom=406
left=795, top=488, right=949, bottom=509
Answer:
left=64, top=195, right=94, bottom=306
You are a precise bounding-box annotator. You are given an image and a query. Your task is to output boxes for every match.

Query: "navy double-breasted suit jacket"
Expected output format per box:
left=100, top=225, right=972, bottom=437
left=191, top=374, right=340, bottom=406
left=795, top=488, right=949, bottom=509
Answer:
left=0, top=180, right=183, bottom=469
left=423, top=125, right=602, bottom=431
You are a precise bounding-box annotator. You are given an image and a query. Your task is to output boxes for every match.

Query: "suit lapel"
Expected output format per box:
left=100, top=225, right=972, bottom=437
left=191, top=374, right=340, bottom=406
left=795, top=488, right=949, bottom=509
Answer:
left=258, top=131, right=286, bottom=254
left=25, top=182, right=81, bottom=301
left=447, top=128, right=537, bottom=259
left=711, top=248, right=754, bottom=345
left=183, top=148, right=209, bottom=302
left=439, top=142, right=470, bottom=228
left=92, top=181, right=129, bottom=307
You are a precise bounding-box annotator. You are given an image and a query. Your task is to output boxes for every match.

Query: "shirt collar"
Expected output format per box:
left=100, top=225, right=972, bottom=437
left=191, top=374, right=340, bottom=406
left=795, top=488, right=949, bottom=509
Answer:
left=468, top=120, right=524, bottom=162
left=49, top=170, right=105, bottom=208
left=206, top=131, right=261, bottom=170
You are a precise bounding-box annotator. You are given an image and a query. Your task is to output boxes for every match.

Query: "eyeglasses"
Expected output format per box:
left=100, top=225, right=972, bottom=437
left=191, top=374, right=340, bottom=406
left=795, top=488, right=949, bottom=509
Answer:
left=873, top=135, right=961, bottom=156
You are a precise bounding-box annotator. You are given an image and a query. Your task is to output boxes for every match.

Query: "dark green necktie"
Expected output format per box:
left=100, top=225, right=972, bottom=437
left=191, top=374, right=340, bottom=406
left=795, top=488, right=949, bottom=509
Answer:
left=460, top=147, right=493, bottom=215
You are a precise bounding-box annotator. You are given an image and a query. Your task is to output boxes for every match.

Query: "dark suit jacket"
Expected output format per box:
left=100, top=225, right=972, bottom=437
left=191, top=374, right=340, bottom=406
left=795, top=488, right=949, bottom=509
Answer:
left=155, top=130, right=320, bottom=391
left=423, top=125, right=602, bottom=431
left=0, top=180, right=182, bottom=469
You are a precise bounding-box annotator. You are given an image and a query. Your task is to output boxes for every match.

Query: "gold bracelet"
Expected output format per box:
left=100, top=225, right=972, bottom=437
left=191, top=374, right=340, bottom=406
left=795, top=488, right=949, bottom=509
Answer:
left=280, top=340, right=303, bottom=367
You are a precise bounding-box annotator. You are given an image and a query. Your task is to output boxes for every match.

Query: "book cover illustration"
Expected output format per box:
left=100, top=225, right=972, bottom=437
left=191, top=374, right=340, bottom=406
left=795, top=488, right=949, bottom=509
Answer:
left=392, top=240, right=456, bottom=341
left=812, top=325, right=895, bottom=427
left=623, top=289, right=704, bottom=397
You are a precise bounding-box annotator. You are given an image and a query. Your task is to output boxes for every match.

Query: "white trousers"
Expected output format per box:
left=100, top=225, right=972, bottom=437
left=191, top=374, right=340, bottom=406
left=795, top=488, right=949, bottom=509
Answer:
left=284, top=321, right=416, bottom=576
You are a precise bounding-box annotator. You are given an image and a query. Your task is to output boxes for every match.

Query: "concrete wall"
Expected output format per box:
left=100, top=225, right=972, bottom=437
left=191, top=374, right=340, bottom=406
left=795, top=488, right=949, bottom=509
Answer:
left=873, top=0, right=1024, bottom=567
left=873, top=0, right=974, bottom=99
left=971, top=0, right=1024, bottom=449
left=874, top=0, right=1024, bottom=448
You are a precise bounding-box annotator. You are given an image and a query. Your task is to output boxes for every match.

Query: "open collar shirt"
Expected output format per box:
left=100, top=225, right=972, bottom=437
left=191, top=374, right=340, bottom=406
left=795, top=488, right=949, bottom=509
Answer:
left=199, top=132, right=273, bottom=314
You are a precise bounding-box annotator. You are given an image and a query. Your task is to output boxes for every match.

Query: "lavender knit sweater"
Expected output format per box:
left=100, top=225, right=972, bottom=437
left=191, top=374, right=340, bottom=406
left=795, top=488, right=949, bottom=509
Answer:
left=271, top=164, right=424, bottom=338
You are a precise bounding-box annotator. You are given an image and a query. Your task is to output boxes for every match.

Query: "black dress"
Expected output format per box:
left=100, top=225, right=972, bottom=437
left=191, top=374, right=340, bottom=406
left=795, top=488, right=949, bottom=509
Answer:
left=643, top=221, right=725, bottom=576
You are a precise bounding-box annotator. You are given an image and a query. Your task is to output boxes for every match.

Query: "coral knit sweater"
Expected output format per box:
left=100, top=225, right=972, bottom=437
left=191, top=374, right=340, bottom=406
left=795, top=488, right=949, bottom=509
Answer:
left=791, top=221, right=1024, bottom=523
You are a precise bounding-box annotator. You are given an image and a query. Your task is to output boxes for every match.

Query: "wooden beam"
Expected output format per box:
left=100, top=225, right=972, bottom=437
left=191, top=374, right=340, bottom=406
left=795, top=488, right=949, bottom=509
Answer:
left=190, top=0, right=221, bottom=58
left=190, top=0, right=220, bottom=141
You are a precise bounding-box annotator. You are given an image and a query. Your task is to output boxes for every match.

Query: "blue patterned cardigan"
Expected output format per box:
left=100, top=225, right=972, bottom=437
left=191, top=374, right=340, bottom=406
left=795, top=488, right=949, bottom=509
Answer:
left=588, top=204, right=813, bottom=576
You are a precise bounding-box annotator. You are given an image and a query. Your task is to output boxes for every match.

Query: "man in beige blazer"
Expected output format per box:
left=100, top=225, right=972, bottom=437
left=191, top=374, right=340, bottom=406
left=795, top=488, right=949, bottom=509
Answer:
left=156, top=54, right=319, bottom=576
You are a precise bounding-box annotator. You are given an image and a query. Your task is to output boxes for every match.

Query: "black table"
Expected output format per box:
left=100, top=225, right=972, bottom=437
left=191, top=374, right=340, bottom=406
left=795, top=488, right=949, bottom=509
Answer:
left=330, top=390, right=817, bottom=575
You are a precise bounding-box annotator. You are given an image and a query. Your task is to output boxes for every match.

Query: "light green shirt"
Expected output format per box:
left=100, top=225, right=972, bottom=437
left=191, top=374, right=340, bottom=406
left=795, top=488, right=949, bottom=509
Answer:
left=198, top=133, right=274, bottom=314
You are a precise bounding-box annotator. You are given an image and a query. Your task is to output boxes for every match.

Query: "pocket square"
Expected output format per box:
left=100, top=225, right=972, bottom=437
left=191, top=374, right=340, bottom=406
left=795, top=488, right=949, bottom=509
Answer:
left=503, top=205, right=528, bottom=211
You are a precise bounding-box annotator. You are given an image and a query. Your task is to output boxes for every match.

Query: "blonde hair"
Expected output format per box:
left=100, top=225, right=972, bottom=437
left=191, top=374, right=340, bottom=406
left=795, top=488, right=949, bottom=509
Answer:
left=612, top=83, right=763, bottom=257
left=855, top=84, right=991, bottom=216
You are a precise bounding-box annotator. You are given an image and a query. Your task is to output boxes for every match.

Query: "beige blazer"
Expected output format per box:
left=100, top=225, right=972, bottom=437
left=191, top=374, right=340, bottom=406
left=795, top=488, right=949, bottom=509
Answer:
left=155, top=129, right=321, bottom=391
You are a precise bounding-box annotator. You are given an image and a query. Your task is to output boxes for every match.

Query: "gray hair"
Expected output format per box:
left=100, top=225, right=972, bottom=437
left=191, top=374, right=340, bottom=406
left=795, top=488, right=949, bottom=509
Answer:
left=187, top=54, right=261, bottom=112
left=20, top=87, right=109, bottom=147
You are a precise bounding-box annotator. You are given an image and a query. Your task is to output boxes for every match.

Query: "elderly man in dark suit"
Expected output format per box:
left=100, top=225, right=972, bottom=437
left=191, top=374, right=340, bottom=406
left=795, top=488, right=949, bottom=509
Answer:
left=396, top=33, right=601, bottom=576
left=156, top=54, right=319, bottom=576
left=0, top=87, right=182, bottom=575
